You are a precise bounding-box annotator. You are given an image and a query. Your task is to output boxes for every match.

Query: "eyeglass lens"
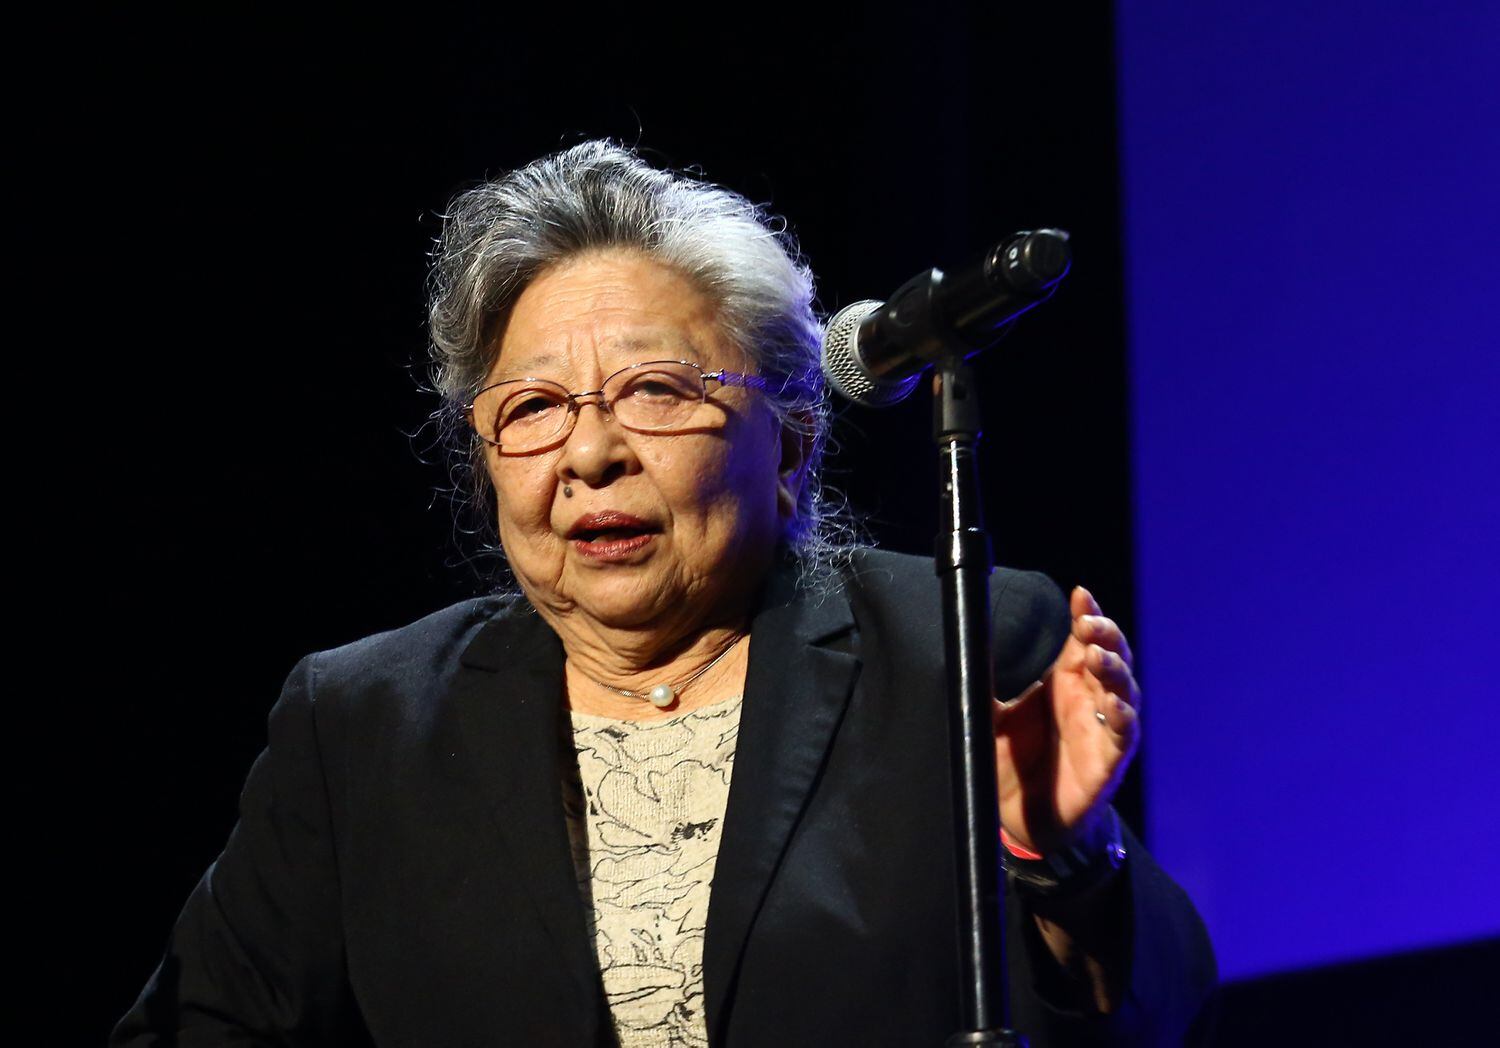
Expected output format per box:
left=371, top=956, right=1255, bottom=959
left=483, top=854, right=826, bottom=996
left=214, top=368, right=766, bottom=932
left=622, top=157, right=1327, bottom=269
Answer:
left=473, top=362, right=712, bottom=449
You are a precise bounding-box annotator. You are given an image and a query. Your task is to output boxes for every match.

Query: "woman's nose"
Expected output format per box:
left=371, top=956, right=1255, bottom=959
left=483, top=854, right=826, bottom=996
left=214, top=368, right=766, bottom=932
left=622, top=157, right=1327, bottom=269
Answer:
left=556, top=396, right=635, bottom=488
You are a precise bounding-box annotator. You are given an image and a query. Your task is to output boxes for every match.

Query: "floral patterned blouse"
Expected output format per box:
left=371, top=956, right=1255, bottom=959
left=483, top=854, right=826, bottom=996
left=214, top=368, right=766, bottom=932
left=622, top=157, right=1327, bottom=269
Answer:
left=563, top=696, right=743, bottom=1048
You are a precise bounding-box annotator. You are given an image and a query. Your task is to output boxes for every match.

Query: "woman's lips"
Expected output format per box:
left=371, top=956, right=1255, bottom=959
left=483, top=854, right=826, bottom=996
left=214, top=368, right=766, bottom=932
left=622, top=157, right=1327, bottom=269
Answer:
left=566, top=510, right=654, bottom=538
left=565, top=510, right=660, bottom=561
left=571, top=532, right=656, bottom=560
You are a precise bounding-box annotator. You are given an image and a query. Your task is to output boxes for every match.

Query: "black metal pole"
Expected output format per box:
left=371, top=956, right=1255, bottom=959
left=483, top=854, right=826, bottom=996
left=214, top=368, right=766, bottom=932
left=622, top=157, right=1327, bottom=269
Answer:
left=935, top=356, right=1025, bottom=1047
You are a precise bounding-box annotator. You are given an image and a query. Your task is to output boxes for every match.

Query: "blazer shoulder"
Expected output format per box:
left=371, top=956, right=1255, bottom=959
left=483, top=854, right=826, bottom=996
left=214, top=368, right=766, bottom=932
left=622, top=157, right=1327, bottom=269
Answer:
left=988, top=566, right=1071, bottom=700
left=838, top=547, right=1070, bottom=698
left=839, top=547, right=1066, bottom=614
left=306, top=594, right=525, bottom=696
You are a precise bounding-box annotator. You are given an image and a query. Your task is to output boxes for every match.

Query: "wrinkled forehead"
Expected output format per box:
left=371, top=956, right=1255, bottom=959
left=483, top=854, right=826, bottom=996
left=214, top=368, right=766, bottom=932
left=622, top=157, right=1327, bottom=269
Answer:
left=489, top=330, right=716, bottom=384
left=486, top=251, right=745, bottom=384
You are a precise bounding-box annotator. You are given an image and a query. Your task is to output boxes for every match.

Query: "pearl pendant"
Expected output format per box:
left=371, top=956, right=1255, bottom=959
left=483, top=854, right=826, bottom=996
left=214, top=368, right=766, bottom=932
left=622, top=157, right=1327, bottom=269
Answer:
left=648, top=683, right=676, bottom=708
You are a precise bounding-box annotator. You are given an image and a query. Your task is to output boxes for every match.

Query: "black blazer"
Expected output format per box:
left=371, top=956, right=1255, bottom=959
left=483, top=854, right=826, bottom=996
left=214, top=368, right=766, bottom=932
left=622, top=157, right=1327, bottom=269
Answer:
left=114, top=548, right=1215, bottom=1046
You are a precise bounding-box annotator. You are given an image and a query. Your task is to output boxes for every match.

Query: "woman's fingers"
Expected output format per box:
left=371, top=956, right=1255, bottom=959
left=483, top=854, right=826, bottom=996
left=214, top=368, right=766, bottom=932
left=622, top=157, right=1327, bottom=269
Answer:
left=1074, top=612, right=1134, bottom=667
left=1087, top=645, right=1141, bottom=746
left=1087, top=644, right=1139, bottom=701
left=1097, top=686, right=1140, bottom=740
left=1071, top=587, right=1143, bottom=732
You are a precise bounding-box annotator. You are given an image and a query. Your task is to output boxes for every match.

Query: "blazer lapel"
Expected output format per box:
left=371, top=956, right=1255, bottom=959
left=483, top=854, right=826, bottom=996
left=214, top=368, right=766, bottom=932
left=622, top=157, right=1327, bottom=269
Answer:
left=702, top=562, right=861, bottom=1041
left=450, top=600, right=601, bottom=1002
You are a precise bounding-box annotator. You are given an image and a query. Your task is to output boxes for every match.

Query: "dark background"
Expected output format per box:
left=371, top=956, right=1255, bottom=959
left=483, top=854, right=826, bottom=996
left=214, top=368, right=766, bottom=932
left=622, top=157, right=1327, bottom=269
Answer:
left=66, top=5, right=1490, bottom=1045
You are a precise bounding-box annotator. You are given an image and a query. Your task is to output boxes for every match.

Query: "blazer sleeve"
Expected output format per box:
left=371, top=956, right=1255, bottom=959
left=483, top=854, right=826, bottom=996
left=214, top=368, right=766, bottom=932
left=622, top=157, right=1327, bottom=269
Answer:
left=1006, top=821, right=1219, bottom=1047
left=111, top=655, right=367, bottom=1047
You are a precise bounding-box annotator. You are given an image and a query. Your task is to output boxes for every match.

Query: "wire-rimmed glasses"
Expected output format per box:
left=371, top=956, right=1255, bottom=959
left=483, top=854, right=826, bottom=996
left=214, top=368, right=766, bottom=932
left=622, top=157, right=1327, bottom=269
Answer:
left=465, top=359, right=775, bottom=453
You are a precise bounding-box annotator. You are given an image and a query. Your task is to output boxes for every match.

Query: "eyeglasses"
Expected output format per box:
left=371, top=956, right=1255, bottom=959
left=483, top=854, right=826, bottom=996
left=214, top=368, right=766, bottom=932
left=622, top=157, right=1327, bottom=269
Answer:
left=465, top=359, right=776, bottom=453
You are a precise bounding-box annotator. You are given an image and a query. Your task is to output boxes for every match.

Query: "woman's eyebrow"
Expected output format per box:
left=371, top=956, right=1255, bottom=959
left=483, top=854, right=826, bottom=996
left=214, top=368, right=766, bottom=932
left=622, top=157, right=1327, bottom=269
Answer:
left=650, top=344, right=716, bottom=371
left=490, top=335, right=705, bottom=382
left=616, top=334, right=699, bottom=359
left=487, top=353, right=558, bottom=382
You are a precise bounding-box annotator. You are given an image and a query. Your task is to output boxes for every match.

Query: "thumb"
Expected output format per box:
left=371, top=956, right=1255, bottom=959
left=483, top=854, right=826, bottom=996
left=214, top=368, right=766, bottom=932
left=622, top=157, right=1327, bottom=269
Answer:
left=993, top=677, right=1046, bottom=729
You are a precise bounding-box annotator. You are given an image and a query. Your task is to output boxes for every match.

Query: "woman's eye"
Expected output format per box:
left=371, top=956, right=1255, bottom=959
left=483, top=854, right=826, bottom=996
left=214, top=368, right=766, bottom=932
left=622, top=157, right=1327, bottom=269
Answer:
left=628, top=379, right=687, bottom=400
left=504, top=395, right=561, bottom=423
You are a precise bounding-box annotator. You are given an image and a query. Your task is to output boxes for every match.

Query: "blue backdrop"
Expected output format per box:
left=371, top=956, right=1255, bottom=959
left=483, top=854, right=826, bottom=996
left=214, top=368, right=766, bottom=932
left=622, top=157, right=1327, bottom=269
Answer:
left=1117, top=1, right=1499, bottom=980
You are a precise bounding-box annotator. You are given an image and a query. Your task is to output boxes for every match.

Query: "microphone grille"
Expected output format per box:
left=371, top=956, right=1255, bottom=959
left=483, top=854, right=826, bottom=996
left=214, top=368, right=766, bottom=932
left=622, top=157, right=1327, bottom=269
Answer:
left=821, top=300, right=922, bottom=407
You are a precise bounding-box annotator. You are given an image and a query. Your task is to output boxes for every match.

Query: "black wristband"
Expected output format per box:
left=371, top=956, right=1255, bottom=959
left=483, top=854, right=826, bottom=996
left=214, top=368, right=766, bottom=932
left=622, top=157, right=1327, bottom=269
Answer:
left=1003, top=807, right=1127, bottom=902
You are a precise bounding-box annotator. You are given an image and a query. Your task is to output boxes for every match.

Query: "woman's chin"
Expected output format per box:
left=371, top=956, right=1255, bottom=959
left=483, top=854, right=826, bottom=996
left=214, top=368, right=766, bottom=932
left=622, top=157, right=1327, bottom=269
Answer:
left=564, top=573, right=680, bottom=630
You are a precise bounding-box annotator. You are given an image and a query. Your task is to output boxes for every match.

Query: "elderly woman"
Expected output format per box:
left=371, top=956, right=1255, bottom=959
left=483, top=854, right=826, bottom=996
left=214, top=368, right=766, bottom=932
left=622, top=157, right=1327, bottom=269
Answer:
left=114, top=141, right=1214, bottom=1047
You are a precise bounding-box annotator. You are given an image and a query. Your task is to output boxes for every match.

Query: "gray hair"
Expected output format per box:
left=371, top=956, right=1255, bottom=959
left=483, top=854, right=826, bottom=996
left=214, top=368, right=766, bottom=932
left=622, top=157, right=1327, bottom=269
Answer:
left=426, top=139, right=864, bottom=591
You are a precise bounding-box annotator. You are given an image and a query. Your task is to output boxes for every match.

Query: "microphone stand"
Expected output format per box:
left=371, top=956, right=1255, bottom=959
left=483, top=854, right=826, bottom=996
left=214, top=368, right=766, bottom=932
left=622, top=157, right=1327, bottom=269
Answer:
left=934, top=354, right=1024, bottom=1047
left=822, top=229, right=1069, bottom=1044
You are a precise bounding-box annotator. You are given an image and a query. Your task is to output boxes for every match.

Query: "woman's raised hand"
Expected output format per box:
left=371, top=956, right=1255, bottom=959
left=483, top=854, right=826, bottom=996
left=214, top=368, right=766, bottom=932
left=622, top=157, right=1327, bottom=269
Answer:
left=992, top=586, right=1141, bottom=854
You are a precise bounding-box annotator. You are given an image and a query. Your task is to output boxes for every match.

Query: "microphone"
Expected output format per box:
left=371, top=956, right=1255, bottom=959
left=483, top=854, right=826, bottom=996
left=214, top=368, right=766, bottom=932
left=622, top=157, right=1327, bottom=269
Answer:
left=821, top=229, right=1072, bottom=406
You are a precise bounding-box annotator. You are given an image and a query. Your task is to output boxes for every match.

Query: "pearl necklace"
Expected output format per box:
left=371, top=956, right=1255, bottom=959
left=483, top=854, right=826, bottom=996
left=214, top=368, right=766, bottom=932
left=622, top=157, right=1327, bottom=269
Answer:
left=572, top=632, right=747, bottom=709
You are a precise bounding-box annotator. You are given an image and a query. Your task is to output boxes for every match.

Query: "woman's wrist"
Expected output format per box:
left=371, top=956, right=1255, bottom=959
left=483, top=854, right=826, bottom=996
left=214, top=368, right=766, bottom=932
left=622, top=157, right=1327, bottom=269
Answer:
left=1007, top=809, right=1131, bottom=1012
left=1001, top=806, right=1127, bottom=912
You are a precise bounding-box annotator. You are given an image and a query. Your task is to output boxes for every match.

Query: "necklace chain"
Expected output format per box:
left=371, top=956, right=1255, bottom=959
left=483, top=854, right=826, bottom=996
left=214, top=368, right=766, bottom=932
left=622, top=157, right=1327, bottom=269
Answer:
left=571, top=632, right=746, bottom=708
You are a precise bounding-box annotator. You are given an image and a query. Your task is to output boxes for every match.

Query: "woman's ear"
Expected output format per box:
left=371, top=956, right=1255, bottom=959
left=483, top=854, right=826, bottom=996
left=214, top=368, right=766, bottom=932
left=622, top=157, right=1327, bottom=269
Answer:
left=774, top=411, right=815, bottom=521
